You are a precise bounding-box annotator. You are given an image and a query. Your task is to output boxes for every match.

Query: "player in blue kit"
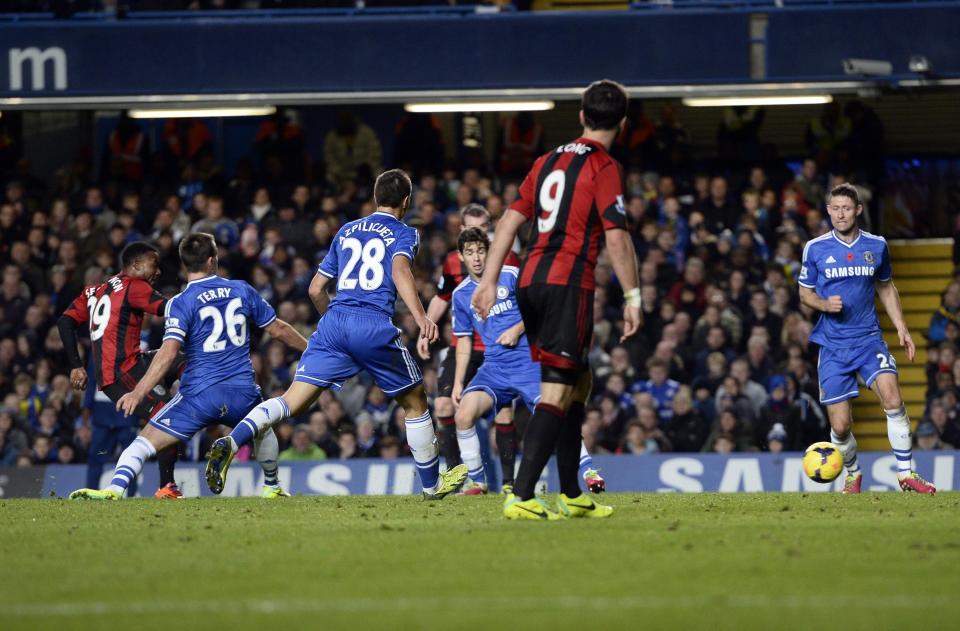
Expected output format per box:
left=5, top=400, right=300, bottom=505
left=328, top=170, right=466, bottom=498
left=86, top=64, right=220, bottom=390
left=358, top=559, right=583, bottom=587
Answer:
left=798, top=183, right=935, bottom=494
left=450, top=228, right=609, bottom=507
left=69, top=233, right=309, bottom=500
left=205, top=169, right=468, bottom=499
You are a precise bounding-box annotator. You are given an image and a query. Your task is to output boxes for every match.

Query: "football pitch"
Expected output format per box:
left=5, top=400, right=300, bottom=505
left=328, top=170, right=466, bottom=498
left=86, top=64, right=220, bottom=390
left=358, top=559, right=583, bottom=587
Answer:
left=1, top=493, right=957, bottom=631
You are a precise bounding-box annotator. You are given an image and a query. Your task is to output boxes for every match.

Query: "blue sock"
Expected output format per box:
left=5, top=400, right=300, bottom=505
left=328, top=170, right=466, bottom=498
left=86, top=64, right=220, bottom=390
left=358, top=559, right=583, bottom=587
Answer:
left=578, top=441, right=594, bottom=479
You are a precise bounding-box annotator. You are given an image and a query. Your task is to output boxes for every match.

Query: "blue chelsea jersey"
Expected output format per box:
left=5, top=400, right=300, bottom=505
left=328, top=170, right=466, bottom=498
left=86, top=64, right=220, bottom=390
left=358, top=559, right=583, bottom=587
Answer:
left=451, top=266, right=530, bottom=363
left=799, top=230, right=892, bottom=348
left=318, top=211, right=419, bottom=317
left=163, top=276, right=277, bottom=395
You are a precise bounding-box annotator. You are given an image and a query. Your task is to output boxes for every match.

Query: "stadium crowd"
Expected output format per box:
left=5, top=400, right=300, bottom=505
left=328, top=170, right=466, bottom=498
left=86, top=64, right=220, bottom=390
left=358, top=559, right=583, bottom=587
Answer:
left=0, top=104, right=958, bottom=472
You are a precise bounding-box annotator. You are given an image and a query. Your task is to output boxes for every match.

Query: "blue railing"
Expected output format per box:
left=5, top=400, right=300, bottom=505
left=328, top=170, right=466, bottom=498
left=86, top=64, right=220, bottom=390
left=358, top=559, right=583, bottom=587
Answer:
left=0, top=3, right=515, bottom=23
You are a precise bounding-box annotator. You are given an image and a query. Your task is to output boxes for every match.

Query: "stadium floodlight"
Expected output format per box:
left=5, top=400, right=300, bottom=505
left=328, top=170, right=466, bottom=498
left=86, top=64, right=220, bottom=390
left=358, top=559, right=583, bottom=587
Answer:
left=128, top=106, right=277, bottom=119
left=404, top=101, right=554, bottom=113
left=681, top=95, right=833, bottom=107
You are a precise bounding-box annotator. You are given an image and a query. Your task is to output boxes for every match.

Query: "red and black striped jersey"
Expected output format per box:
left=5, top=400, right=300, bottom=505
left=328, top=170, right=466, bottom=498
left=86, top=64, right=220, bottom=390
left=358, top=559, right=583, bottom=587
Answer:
left=510, top=138, right=627, bottom=290
left=63, top=274, right=167, bottom=388
left=437, top=247, right=520, bottom=350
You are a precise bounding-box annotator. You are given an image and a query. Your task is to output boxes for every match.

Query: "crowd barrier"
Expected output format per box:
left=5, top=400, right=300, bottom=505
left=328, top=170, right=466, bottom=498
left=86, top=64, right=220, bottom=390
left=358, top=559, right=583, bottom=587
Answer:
left=1, top=452, right=956, bottom=498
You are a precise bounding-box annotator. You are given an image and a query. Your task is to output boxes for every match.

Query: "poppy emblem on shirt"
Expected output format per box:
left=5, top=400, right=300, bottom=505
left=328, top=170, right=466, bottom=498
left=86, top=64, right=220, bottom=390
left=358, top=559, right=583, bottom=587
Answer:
left=863, top=251, right=874, bottom=263
left=847, top=252, right=855, bottom=262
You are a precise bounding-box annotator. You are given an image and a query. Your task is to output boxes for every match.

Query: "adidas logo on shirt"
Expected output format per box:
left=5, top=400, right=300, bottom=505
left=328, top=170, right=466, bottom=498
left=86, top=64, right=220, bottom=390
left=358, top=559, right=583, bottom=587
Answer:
left=825, top=255, right=836, bottom=264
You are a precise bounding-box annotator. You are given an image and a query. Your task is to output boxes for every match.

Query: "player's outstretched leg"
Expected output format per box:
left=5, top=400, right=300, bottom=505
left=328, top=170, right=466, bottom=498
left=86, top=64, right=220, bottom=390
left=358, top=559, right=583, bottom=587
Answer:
left=254, top=428, right=290, bottom=498
left=397, top=385, right=467, bottom=500
left=70, top=431, right=168, bottom=500
left=207, top=396, right=292, bottom=494
left=873, top=374, right=936, bottom=494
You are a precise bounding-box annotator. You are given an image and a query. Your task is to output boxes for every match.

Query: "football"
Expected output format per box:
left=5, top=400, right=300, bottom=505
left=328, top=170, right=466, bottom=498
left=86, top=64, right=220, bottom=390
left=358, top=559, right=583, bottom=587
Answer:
left=803, top=442, right=844, bottom=483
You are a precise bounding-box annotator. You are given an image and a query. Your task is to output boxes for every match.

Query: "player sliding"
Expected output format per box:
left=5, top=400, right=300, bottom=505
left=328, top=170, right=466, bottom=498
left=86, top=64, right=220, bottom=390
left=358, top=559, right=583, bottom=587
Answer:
left=206, top=169, right=468, bottom=499
left=450, top=227, right=605, bottom=495
left=69, top=233, right=308, bottom=500
left=798, top=183, right=935, bottom=494
left=473, top=80, right=642, bottom=520
left=57, top=242, right=184, bottom=499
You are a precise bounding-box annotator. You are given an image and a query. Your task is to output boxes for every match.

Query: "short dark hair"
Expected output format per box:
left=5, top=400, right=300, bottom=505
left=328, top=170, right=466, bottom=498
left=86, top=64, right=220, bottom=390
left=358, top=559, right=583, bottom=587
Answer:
left=374, top=169, right=412, bottom=209
left=459, top=203, right=490, bottom=223
left=179, top=232, right=218, bottom=273
left=582, top=79, right=628, bottom=130
left=457, top=227, right=490, bottom=253
left=119, top=241, right=159, bottom=269
left=828, top=183, right=860, bottom=207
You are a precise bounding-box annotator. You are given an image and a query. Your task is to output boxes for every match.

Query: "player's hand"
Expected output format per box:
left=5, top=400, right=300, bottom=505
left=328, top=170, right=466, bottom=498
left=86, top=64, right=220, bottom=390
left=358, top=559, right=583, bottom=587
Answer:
left=621, top=305, right=643, bottom=342
left=496, top=327, right=521, bottom=348
left=416, top=336, right=431, bottom=360
left=452, top=381, right=463, bottom=406
left=824, top=295, right=843, bottom=313
left=416, top=317, right=439, bottom=344
left=899, top=329, right=916, bottom=362
left=70, top=368, right=87, bottom=392
left=471, top=282, right=496, bottom=321
left=116, top=391, right=143, bottom=417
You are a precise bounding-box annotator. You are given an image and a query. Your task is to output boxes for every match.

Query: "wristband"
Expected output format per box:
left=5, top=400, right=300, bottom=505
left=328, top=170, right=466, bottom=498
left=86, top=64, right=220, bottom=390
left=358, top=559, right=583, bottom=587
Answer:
left=624, top=288, right=642, bottom=309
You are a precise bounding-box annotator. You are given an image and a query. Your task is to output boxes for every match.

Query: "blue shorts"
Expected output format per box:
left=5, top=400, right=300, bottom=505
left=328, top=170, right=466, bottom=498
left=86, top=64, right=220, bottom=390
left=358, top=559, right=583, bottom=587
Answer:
left=149, top=383, right=262, bottom=441
left=295, top=306, right=422, bottom=395
left=817, top=338, right=897, bottom=405
left=463, top=359, right=541, bottom=419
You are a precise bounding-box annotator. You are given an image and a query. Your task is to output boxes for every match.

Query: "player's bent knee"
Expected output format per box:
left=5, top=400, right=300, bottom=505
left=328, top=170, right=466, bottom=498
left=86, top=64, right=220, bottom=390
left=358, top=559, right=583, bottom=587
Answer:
left=283, top=381, right=323, bottom=416
left=435, top=397, right=454, bottom=417
left=139, top=424, right=179, bottom=452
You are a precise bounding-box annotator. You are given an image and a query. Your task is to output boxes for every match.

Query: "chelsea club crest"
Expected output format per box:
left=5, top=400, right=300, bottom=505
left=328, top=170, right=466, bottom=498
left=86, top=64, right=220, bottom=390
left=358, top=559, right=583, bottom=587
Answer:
left=496, top=285, right=509, bottom=300
left=863, top=251, right=874, bottom=264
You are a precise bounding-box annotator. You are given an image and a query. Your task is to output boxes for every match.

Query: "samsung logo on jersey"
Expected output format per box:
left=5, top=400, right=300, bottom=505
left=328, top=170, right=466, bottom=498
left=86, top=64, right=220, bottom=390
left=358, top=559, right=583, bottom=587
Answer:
left=824, top=266, right=876, bottom=279
left=476, top=299, right=514, bottom=320
left=556, top=142, right=593, bottom=155
left=341, top=222, right=396, bottom=246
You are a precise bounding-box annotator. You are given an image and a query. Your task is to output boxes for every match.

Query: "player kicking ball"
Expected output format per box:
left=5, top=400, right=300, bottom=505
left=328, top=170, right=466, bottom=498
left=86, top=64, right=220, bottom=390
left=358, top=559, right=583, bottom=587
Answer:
left=69, top=233, right=308, bottom=500
left=206, top=169, right=468, bottom=500
left=798, top=183, right=934, bottom=494
left=450, top=227, right=607, bottom=498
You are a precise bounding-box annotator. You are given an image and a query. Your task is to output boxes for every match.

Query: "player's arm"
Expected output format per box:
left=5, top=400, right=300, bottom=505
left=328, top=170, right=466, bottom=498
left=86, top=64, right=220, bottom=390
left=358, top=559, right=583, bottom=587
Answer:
left=264, top=319, right=308, bottom=353
left=452, top=335, right=472, bottom=405
left=605, top=228, right=642, bottom=342
left=496, top=320, right=525, bottom=348
left=57, top=294, right=89, bottom=392
left=417, top=295, right=450, bottom=360
left=877, top=279, right=916, bottom=361
left=307, top=273, right=332, bottom=316
left=472, top=209, right=527, bottom=319
left=393, top=255, right=438, bottom=343
left=798, top=286, right=842, bottom=313
left=116, top=339, right=181, bottom=416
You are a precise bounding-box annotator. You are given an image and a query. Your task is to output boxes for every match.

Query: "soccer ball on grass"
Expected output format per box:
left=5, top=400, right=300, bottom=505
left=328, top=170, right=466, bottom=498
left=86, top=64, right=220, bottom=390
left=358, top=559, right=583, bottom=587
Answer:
left=802, top=441, right=844, bottom=483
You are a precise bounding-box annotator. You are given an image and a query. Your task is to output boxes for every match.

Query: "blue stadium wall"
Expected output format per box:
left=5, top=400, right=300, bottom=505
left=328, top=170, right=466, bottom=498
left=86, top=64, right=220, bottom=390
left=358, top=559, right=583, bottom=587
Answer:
left=2, top=452, right=958, bottom=497
left=1, top=5, right=959, bottom=98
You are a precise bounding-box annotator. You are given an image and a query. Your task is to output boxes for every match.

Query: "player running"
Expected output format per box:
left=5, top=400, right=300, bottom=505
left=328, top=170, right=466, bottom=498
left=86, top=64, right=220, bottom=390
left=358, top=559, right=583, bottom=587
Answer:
left=57, top=242, right=184, bottom=499
left=417, top=203, right=527, bottom=492
left=450, top=227, right=604, bottom=495
left=206, top=169, right=468, bottom=499
left=68, top=233, right=308, bottom=500
left=473, top=80, right=642, bottom=520
left=798, top=183, right=935, bottom=494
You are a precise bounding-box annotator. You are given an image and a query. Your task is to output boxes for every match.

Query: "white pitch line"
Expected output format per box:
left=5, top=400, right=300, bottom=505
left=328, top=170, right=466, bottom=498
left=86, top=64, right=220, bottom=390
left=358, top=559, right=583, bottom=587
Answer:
left=2, top=594, right=953, bottom=617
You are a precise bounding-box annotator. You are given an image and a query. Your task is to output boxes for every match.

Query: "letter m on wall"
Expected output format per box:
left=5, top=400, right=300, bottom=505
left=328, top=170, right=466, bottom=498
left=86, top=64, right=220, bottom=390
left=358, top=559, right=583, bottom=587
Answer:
left=9, top=47, right=67, bottom=91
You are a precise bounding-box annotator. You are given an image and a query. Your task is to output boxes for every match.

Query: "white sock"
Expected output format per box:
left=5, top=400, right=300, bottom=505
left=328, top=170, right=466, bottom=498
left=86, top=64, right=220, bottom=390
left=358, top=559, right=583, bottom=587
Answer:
left=405, top=411, right=440, bottom=493
left=830, top=429, right=861, bottom=475
left=254, top=428, right=280, bottom=487
left=228, top=397, right=290, bottom=453
left=108, top=436, right=157, bottom=496
left=885, top=406, right=913, bottom=478
left=456, top=426, right=485, bottom=484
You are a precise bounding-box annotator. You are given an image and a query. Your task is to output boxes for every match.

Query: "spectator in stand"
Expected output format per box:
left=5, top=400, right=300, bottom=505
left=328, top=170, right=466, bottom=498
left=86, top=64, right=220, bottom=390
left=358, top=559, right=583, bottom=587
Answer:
left=279, top=426, right=327, bottom=461
left=323, top=110, right=383, bottom=189
left=926, top=399, right=960, bottom=448
left=190, top=195, right=239, bottom=249
left=665, top=386, right=706, bottom=452
left=928, top=281, right=960, bottom=344
left=915, top=421, right=947, bottom=451
left=794, top=158, right=825, bottom=209
left=703, top=409, right=756, bottom=453
left=632, top=358, right=681, bottom=424
left=699, top=176, right=739, bottom=235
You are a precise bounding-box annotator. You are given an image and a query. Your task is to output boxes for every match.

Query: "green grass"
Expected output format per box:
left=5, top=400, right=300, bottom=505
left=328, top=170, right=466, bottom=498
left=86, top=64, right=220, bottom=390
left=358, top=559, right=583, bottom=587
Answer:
left=1, top=493, right=958, bottom=630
